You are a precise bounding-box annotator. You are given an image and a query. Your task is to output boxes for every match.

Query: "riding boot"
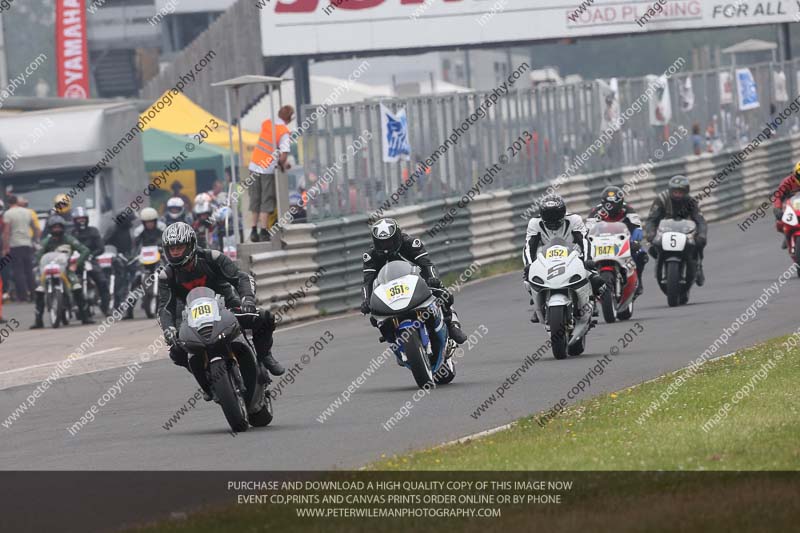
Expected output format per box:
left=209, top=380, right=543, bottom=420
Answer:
left=30, top=291, right=45, bottom=329
left=252, top=317, right=285, bottom=376
left=74, top=290, right=94, bottom=325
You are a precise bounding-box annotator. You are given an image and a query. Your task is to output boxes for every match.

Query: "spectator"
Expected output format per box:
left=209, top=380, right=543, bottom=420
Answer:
left=247, top=105, right=294, bottom=242
left=692, top=123, right=703, bottom=156
left=2, top=195, right=40, bottom=302
left=209, top=178, right=228, bottom=207
left=0, top=199, right=9, bottom=305
left=169, top=181, right=192, bottom=212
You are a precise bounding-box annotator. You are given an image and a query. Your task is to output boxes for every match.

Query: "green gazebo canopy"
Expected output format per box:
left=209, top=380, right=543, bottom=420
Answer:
left=142, top=129, right=230, bottom=178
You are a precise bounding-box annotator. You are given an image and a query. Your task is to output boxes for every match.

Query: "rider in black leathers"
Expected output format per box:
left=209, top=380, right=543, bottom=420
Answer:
left=643, top=175, right=708, bottom=286
left=360, top=218, right=468, bottom=344
left=157, top=222, right=285, bottom=401
left=71, top=207, right=111, bottom=316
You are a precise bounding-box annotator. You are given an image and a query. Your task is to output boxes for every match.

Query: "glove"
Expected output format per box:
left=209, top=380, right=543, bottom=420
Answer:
left=360, top=300, right=371, bottom=314
left=584, top=259, right=596, bottom=271
left=163, top=326, right=178, bottom=347
left=696, top=235, right=707, bottom=249
left=774, top=207, right=783, bottom=220
left=241, top=296, right=258, bottom=314
left=427, top=278, right=443, bottom=289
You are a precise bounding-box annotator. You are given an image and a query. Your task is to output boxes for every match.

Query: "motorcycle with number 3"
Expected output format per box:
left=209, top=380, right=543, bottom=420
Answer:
left=177, top=287, right=273, bottom=433
left=778, top=192, right=800, bottom=276
left=368, top=261, right=457, bottom=389
left=526, top=239, right=595, bottom=359
left=39, top=248, right=74, bottom=329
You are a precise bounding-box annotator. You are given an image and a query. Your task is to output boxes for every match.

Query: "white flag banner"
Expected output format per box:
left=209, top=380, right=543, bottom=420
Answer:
left=647, top=75, right=672, bottom=126
left=773, top=69, right=788, bottom=102
left=736, top=68, right=760, bottom=111
left=599, top=78, right=620, bottom=131
left=380, top=103, right=411, bottom=163
left=680, top=76, right=694, bottom=112
left=719, top=71, right=734, bottom=105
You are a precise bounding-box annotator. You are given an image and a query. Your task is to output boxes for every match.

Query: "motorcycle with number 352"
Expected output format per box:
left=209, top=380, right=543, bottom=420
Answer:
left=526, top=239, right=596, bottom=359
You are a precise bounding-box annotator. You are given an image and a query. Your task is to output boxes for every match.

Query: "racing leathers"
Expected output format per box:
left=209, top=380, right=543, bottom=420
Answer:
left=587, top=203, right=648, bottom=294
left=33, top=234, right=93, bottom=326
left=157, top=249, right=283, bottom=395
left=772, top=174, right=800, bottom=247
left=72, top=223, right=110, bottom=314
left=523, top=213, right=606, bottom=306
left=644, top=191, right=708, bottom=282
left=361, top=232, right=466, bottom=344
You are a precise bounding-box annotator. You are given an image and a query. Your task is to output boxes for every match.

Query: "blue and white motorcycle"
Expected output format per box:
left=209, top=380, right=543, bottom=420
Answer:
left=369, top=261, right=456, bottom=388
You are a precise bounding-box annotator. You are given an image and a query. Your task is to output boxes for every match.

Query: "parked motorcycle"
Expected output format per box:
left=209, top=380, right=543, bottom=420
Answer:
left=40, top=248, right=73, bottom=329
left=526, top=239, right=595, bottom=359
left=368, top=261, right=456, bottom=388
left=652, top=218, right=698, bottom=307
left=778, top=192, right=800, bottom=276
left=588, top=221, right=638, bottom=323
left=177, top=287, right=273, bottom=433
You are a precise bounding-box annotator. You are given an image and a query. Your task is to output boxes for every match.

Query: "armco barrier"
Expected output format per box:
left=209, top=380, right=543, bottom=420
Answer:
left=239, top=133, right=800, bottom=325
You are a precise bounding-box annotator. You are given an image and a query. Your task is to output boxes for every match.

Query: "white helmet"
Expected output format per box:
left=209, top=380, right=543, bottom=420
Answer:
left=140, top=207, right=158, bottom=222
left=166, top=197, right=185, bottom=220
left=193, top=200, right=212, bottom=216
left=194, top=192, right=212, bottom=205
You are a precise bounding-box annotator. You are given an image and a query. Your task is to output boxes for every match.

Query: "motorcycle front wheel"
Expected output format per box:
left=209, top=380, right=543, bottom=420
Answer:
left=666, top=261, right=681, bottom=307
left=599, top=270, right=617, bottom=323
left=208, top=359, right=249, bottom=433
left=549, top=305, right=569, bottom=360
left=404, top=329, right=434, bottom=388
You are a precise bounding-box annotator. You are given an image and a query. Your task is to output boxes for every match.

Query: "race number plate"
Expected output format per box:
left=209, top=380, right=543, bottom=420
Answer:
left=191, top=303, right=214, bottom=321
left=385, top=283, right=410, bottom=303
left=545, top=246, right=568, bottom=259
left=594, top=244, right=616, bottom=257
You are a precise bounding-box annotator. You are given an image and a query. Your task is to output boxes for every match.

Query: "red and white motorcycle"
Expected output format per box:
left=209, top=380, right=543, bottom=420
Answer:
left=587, top=220, right=638, bottom=323
left=778, top=192, right=800, bottom=276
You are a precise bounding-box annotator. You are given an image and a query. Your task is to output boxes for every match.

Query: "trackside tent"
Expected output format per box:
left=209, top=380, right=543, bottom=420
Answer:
left=139, top=92, right=260, bottom=159
left=142, top=129, right=228, bottom=178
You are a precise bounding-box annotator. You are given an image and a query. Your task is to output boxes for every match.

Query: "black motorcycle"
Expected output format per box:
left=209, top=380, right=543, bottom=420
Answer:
left=652, top=218, right=698, bottom=307
left=177, top=287, right=273, bottom=433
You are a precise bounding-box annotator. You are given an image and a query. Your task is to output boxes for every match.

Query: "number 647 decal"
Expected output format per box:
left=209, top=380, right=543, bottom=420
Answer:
left=547, top=263, right=566, bottom=280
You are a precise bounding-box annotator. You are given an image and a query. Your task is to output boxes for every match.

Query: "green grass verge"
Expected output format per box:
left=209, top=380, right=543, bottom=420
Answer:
left=441, top=256, right=521, bottom=287
left=369, top=334, right=800, bottom=470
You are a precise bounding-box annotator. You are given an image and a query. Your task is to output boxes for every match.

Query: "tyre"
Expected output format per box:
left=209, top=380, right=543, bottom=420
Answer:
left=46, top=291, right=62, bottom=329
left=794, top=236, right=800, bottom=277
left=599, top=270, right=616, bottom=323
left=434, top=356, right=456, bottom=385
left=568, top=334, right=586, bottom=356
left=404, top=329, right=434, bottom=388
left=208, top=359, right=249, bottom=433
left=143, top=294, right=156, bottom=319
left=616, top=301, right=634, bottom=321
left=666, top=261, right=681, bottom=308
left=548, top=305, right=569, bottom=360
left=248, top=392, right=273, bottom=427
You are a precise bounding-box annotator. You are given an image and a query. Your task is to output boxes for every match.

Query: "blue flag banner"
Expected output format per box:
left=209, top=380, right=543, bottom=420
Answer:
left=380, top=103, right=411, bottom=163
left=736, top=68, right=760, bottom=111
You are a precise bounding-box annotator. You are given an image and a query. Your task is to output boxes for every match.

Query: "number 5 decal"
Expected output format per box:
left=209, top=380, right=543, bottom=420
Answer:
left=547, top=264, right=566, bottom=280
left=670, top=234, right=677, bottom=248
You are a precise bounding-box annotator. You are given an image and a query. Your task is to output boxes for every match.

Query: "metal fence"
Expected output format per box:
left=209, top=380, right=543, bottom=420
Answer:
left=299, top=57, right=800, bottom=222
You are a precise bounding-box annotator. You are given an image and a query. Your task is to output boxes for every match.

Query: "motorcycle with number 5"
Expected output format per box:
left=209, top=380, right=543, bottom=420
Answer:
left=652, top=218, right=698, bottom=307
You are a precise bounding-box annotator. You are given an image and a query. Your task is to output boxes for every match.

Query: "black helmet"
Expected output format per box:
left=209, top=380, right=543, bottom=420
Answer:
left=371, top=218, right=402, bottom=254
left=48, top=215, right=66, bottom=237
left=600, top=186, right=624, bottom=217
left=668, top=175, right=690, bottom=204
left=540, top=195, right=566, bottom=230
left=72, top=206, right=89, bottom=230
left=162, top=222, right=197, bottom=267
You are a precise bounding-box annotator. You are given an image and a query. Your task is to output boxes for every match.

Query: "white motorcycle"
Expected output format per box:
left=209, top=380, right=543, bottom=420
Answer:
left=526, top=239, right=595, bottom=359
left=587, top=221, right=638, bottom=323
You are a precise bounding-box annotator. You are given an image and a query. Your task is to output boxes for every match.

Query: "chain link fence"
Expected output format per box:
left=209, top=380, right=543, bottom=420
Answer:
left=299, top=58, right=800, bottom=222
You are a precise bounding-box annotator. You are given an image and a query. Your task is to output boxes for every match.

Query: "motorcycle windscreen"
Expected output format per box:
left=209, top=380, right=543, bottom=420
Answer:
left=589, top=222, right=629, bottom=259
left=39, top=251, right=68, bottom=271
left=371, top=261, right=431, bottom=314
left=539, top=238, right=576, bottom=261
left=186, top=287, right=221, bottom=328
left=589, top=221, right=628, bottom=237
left=657, top=218, right=696, bottom=234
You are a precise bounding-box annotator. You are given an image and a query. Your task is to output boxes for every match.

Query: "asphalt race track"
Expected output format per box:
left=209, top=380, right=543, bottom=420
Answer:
left=0, top=215, right=796, bottom=470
